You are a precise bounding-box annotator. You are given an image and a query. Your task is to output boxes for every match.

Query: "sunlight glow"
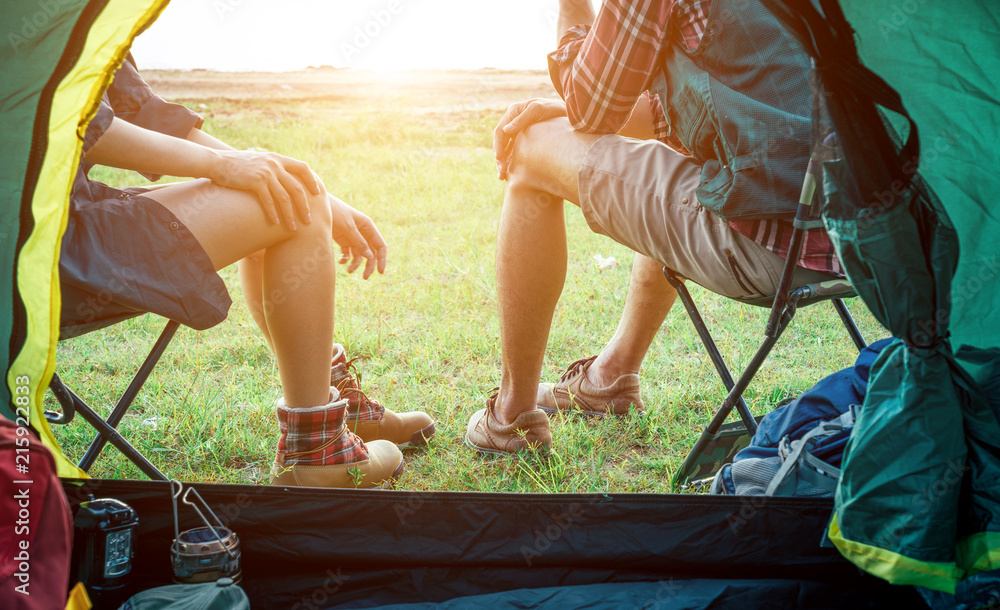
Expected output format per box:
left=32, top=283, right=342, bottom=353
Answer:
left=133, top=0, right=569, bottom=72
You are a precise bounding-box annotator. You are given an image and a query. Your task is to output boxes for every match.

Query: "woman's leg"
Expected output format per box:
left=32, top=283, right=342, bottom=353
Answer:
left=237, top=251, right=273, bottom=350
left=236, top=226, right=438, bottom=449
left=136, top=178, right=404, bottom=489
left=140, top=178, right=334, bottom=408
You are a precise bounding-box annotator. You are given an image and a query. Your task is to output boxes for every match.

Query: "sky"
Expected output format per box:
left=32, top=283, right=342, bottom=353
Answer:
left=132, top=0, right=584, bottom=72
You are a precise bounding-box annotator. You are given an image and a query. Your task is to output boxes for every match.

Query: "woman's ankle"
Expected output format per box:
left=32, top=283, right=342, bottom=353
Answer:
left=275, top=391, right=368, bottom=466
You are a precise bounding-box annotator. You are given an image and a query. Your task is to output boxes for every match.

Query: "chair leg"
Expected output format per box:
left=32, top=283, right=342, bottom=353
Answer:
left=669, top=275, right=804, bottom=489
left=832, top=298, right=867, bottom=352
left=77, top=320, right=180, bottom=477
left=47, top=373, right=76, bottom=425
left=664, top=269, right=755, bottom=431
left=719, top=325, right=790, bottom=431
left=51, top=377, right=168, bottom=481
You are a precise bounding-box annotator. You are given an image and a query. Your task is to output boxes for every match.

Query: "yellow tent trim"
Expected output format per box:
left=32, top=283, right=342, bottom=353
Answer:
left=7, top=0, right=170, bottom=478
left=828, top=512, right=962, bottom=594
left=957, top=530, right=1000, bottom=577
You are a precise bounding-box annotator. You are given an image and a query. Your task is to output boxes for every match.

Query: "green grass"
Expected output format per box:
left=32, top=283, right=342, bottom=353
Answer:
left=49, top=72, right=888, bottom=492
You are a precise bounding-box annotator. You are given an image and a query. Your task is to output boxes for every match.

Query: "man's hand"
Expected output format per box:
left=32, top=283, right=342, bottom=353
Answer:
left=209, top=150, right=322, bottom=230
left=493, top=98, right=567, bottom=180
left=328, top=194, right=387, bottom=279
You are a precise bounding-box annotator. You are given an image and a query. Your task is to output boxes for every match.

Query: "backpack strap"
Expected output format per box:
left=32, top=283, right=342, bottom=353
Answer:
left=764, top=406, right=857, bottom=496
left=796, top=448, right=841, bottom=491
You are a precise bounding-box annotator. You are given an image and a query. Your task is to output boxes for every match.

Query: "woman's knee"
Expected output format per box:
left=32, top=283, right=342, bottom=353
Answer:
left=241, top=249, right=266, bottom=265
left=293, top=189, right=333, bottom=241
left=185, top=176, right=332, bottom=232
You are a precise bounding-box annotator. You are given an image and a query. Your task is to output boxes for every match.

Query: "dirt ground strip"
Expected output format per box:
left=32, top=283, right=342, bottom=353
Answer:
left=144, top=68, right=556, bottom=114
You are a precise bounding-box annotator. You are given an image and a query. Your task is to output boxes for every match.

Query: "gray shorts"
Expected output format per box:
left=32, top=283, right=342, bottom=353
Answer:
left=578, top=135, right=833, bottom=299
left=59, top=183, right=231, bottom=338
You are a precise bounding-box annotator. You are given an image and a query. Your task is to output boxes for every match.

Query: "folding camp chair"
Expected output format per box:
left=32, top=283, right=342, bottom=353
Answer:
left=45, top=315, right=179, bottom=481
left=668, top=157, right=867, bottom=490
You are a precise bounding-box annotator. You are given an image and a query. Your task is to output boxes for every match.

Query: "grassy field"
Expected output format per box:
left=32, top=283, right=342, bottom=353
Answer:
left=49, top=69, right=887, bottom=493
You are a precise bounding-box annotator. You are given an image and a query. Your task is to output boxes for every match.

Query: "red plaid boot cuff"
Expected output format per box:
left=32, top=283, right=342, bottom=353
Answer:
left=276, top=390, right=369, bottom=466
left=331, top=344, right=384, bottom=421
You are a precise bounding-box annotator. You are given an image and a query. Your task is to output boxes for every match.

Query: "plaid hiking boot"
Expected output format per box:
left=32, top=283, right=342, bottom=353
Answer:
left=331, top=344, right=435, bottom=447
left=270, top=388, right=404, bottom=489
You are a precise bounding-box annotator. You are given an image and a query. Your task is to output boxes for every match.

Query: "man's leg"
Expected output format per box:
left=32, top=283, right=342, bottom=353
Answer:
left=494, top=117, right=686, bottom=423
left=493, top=117, right=712, bottom=429
left=492, top=118, right=603, bottom=425
left=586, top=252, right=676, bottom=388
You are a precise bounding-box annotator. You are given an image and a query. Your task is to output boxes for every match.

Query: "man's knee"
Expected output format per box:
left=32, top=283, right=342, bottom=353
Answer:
left=506, top=119, right=566, bottom=190
left=506, top=118, right=590, bottom=205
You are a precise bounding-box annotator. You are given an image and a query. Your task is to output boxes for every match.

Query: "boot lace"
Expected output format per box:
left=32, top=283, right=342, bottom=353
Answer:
left=559, top=356, right=598, bottom=383
left=336, top=357, right=385, bottom=416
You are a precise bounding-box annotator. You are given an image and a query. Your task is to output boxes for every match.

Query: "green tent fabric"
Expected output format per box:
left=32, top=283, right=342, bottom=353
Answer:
left=844, top=3, right=1000, bottom=351
left=831, top=0, right=1000, bottom=592
left=765, top=0, right=1000, bottom=595
left=1, top=0, right=169, bottom=477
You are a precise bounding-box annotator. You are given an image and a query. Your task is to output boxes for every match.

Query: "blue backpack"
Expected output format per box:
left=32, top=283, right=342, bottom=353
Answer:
left=711, top=338, right=893, bottom=496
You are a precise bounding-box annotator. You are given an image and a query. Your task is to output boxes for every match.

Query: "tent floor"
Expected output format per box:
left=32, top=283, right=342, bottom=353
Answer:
left=62, top=479, right=926, bottom=609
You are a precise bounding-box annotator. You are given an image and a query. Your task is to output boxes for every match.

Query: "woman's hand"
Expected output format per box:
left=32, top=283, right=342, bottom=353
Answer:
left=328, top=194, right=387, bottom=279
left=493, top=98, right=567, bottom=180
left=85, top=119, right=321, bottom=230
left=209, top=150, right=323, bottom=230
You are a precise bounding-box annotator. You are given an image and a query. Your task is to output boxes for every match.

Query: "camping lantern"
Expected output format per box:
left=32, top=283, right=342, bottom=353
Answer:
left=170, top=481, right=242, bottom=584
left=71, top=497, right=138, bottom=606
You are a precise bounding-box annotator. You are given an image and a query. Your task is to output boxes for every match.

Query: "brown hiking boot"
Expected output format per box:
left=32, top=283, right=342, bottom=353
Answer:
left=269, top=390, right=404, bottom=489
left=465, top=389, right=552, bottom=455
left=537, top=356, right=644, bottom=417
left=331, top=344, right=435, bottom=447
left=271, top=442, right=404, bottom=489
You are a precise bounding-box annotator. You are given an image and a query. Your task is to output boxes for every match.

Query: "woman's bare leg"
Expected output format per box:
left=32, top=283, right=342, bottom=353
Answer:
left=237, top=251, right=274, bottom=350
left=141, top=179, right=334, bottom=408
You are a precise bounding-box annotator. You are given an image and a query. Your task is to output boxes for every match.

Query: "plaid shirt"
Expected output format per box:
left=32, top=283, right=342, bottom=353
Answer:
left=548, top=0, right=843, bottom=277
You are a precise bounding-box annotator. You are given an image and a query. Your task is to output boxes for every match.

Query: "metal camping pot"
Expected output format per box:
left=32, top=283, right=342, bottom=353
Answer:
left=169, top=481, right=242, bottom=584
